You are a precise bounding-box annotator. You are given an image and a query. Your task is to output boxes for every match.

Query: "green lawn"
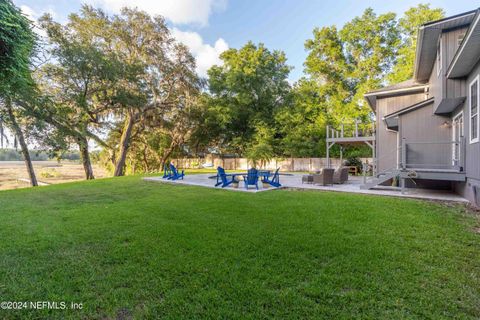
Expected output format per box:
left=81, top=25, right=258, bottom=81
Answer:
left=0, top=176, right=479, bottom=319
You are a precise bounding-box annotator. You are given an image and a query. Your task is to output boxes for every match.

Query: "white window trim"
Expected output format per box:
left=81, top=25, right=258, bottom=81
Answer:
left=469, top=75, right=479, bottom=144
left=452, top=111, right=463, bottom=166
left=436, top=38, right=442, bottom=77
left=453, top=110, right=464, bottom=139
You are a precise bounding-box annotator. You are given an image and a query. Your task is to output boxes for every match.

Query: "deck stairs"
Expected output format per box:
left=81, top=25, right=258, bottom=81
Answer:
left=360, top=168, right=400, bottom=190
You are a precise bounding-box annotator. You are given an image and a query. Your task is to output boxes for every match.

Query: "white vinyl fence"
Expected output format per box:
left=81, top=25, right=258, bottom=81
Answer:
left=172, top=156, right=373, bottom=172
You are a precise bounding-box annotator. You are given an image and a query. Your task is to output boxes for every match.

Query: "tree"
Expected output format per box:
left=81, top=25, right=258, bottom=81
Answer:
left=305, top=8, right=399, bottom=124
left=387, top=4, right=445, bottom=83
left=206, top=42, right=292, bottom=155
left=0, top=0, right=38, bottom=186
left=37, top=12, right=119, bottom=179
left=103, top=7, right=199, bottom=176
left=275, top=79, right=327, bottom=157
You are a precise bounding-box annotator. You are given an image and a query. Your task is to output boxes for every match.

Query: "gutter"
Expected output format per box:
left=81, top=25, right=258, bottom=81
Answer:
left=364, top=85, right=428, bottom=97
left=413, top=26, right=425, bottom=82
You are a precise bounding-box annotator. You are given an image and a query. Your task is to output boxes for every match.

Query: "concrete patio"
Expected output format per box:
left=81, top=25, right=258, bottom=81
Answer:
left=144, top=173, right=468, bottom=203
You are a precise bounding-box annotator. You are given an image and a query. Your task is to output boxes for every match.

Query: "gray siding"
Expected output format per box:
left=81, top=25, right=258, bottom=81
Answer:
left=399, top=104, right=451, bottom=169
left=451, top=57, right=480, bottom=204
left=444, top=28, right=468, bottom=100
left=461, top=59, right=480, bottom=180
left=376, top=93, right=426, bottom=172
left=429, top=28, right=468, bottom=111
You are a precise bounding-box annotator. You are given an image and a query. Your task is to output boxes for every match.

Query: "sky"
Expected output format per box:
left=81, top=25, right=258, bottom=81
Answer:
left=15, top=0, right=478, bottom=81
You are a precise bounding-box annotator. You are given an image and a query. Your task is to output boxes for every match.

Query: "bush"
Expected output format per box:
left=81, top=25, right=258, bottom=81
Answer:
left=345, top=157, right=363, bottom=174
left=40, top=168, right=60, bottom=178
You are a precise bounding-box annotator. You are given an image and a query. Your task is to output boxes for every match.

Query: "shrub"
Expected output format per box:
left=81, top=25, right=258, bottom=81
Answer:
left=345, top=157, right=363, bottom=174
left=40, top=168, right=60, bottom=178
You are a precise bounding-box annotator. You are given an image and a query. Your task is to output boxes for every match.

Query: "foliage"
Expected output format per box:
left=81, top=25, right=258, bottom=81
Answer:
left=0, top=148, right=80, bottom=161
left=345, top=156, right=363, bottom=174
left=0, top=0, right=36, bottom=95
left=304, top=8, right=399, bottom=124
left=39, top=168, right=60, bottom=178
left=387, top=4, right=445, bottom=83
left=0, top=0, right=40, bottom=186
left=245, top=122, right=275, bottom=167
left=0, top=178, right=479, bottom=318
left=275, top=79, right=327, bottom=157
left=205, top=42, right=292, bottom=154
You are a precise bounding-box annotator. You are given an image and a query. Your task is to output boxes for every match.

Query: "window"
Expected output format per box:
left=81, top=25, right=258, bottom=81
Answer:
left=436, top=39, right=442, bottom=76
left=470, top=76, right=479, bottom=143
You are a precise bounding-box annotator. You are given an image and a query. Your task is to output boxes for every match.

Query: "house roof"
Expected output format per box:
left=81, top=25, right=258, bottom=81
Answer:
left=382, top=97, right=435, bottom=130
left=447, top=9, right=480, bottom=78
left=364, top=80, right=428, bottom=112
left=414, top=9, right=477, bottom=83
left=383, top=97, right=435, bottom=119
left=434, top=97, right=466, bottom=114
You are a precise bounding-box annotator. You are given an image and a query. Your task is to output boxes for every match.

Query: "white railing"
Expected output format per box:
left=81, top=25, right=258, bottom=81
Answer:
left=326, top=120, right=375, bottom=140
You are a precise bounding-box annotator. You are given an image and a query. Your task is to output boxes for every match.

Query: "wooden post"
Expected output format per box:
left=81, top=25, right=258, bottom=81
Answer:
left=401, top=138, right=407, bottom=170
left=339, top=146, right=343, bottom=166
left=326, top=143, right=330, bottom=168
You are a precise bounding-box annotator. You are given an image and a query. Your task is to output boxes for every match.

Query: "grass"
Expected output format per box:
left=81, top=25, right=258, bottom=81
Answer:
left=0, top=176, right=479, bottom=319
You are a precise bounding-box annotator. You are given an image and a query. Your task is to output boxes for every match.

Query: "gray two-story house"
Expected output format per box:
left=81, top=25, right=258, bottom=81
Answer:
left=364, top=8, right=480, bottom=206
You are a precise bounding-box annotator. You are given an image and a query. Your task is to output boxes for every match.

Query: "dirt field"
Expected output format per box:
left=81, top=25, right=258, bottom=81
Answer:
left=0, top=161, right=108, bottom=190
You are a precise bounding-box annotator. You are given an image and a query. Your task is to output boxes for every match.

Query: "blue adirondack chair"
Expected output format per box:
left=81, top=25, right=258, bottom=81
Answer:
left=169, top=163, right=184, bottom=180
left=215, top=166, right=235, bottom=188
left=262, top=167, right=281, bottom=187
left=162, top=164, right=172, bottom=179
left=242, top=168, right=259, bottom=190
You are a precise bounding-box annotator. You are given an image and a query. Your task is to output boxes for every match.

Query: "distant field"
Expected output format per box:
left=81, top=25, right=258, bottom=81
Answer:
left=0, top=161, right=107, bottom=190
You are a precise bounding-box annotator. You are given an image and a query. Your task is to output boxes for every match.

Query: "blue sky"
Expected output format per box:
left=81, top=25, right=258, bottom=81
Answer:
left=15, top=0, right=477, bottom=81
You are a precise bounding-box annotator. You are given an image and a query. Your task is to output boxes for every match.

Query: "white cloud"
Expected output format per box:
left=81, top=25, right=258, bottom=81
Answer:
left=20, top=5, right=36, bottom=21
left=171, top=28, right=228, bottom=77
left=20, top=5, right=49, bottom=38
left=88, top=0, right=227, bottom=26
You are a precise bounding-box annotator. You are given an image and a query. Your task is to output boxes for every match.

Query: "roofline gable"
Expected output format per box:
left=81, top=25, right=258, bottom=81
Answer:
left=413, top=9, right=477, bottom=82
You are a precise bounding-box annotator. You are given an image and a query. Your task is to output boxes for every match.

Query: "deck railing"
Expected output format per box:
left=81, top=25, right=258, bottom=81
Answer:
left=400, top=137, right=465, bottom=171
left=326, top=120, right=375, bottom=140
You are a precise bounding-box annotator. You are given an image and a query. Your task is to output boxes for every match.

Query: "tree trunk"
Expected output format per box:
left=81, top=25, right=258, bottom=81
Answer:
left=6, top=102, right=38, bottom=187
left=142, top=146, right=149, bottom=172
left=77, top=136, right=94, bottom=180
left=114, top=111, right=135, bottom=176
left=160, top=141, right=177, bottom=168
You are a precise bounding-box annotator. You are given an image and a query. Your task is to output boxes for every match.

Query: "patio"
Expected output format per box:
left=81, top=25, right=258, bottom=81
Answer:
left=144, top=173, right=468, bottom=203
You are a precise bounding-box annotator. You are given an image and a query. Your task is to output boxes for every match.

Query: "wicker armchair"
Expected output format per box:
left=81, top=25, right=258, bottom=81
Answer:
left=313, top=168, right=335, bottom=186
left=333, top=167, right=349, bottom=184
